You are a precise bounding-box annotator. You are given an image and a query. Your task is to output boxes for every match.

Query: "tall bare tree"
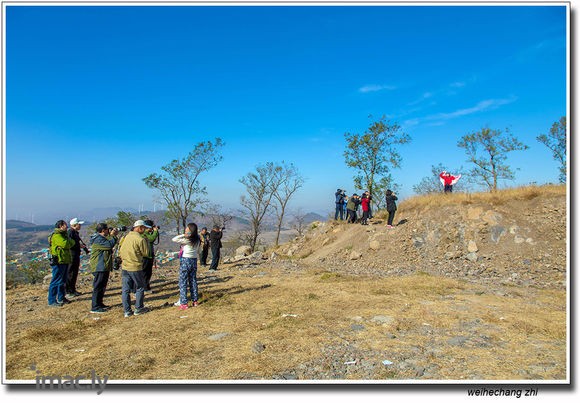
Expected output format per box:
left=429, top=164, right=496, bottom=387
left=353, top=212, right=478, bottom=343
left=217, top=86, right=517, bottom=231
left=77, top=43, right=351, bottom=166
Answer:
left=344, top=116, right=410, bottom=208
left=537, top=116, right=567, bottom=183
left=239, top=162, right=278, bottom=251
left=143, top=138, right=224, bottom=233
left=458, top=127, right=528, bottom=191
left=271, top=162, right=304, bottom=246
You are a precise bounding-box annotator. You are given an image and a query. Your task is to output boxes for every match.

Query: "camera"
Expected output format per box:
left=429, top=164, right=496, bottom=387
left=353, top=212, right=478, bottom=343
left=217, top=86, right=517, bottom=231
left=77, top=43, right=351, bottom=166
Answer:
left=113, top=257, right=122, bottom=271
left=112, top=226, right=127, bottom=232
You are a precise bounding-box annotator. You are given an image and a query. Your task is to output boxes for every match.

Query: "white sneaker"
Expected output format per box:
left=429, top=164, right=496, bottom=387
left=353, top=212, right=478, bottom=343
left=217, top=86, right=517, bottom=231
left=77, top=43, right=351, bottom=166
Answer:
left=174, top=300, right=181, bottom=307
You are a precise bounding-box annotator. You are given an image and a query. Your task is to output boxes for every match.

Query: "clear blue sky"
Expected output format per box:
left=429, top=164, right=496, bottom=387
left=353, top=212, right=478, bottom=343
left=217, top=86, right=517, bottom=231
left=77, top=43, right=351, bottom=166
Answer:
left=4, top=3, right=568, bottom=223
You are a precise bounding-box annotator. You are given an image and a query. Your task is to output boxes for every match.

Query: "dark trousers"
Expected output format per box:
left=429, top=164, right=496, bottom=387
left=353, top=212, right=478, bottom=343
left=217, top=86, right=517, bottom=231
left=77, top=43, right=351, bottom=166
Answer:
left=346, top=209, right=355, bottom=223
left=387, top=210, right=396, bottom=226
left=142, top=257, right=153, bottom=290
left=361, top=211, right=369, bottom=224
left=334, top=203, right=344, bottom=220
left=91, top=271, right=110, bottom=310
left=200, top=246, right=209, bottom=266
left=66, top=252, right=80, bottom=294
left=209, top=247, right=221, bottom=271
left=444, top=184, right=453, bottom=193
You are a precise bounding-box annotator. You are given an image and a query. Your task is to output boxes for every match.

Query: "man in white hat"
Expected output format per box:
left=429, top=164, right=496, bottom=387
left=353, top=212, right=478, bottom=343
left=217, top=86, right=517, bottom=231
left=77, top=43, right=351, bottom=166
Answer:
left=118, top=220, right=152, bottom=317
left=66, top=218, right=88, bottom=298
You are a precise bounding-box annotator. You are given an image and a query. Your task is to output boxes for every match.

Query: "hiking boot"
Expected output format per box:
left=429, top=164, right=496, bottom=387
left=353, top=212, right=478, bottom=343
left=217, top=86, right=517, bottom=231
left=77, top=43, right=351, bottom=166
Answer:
left=48, top=302, right=63, bottom=308
left=179, top=304, right=188, bottom=310
left=99, top=305, right=112, bottom=310
left=124, top=311, right=134, bottom=318
left=134, top=307, right=150, bottom=316
left=65, top=293, right=76, bottom=299
left=90, top=308, right=107, bottom=314
left=58, top=298, right=72, bottom=304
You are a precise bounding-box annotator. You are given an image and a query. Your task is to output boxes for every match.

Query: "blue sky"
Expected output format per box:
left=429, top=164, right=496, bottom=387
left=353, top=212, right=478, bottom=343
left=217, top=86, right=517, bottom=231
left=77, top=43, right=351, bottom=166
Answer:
left=4, top=3, right=568, bottom=223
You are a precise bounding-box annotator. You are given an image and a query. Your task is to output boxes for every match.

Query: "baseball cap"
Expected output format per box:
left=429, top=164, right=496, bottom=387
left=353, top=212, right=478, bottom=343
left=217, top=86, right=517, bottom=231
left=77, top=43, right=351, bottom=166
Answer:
left=70, top=218, right=85, bottom=226
left=133, top=220, right=152, bottom=228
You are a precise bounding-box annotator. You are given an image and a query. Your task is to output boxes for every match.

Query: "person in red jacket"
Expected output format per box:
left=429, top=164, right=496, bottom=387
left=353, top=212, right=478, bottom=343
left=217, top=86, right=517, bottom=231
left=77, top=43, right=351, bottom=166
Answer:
left=360, top=192, right=371, bottom=225
left=439, top=171, right=461, bottom=193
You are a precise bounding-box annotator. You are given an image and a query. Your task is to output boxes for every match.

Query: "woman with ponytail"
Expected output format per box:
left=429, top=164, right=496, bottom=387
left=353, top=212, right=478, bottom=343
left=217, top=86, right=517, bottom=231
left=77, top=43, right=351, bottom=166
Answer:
left=172, top=223, right=201, bottom=309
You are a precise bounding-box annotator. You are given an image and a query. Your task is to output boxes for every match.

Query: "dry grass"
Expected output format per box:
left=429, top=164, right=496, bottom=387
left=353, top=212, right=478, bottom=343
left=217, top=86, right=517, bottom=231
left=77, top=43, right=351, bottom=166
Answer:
left=5, top=263, right=567, bottom=381
left=394, top=184, right=566, bottom=212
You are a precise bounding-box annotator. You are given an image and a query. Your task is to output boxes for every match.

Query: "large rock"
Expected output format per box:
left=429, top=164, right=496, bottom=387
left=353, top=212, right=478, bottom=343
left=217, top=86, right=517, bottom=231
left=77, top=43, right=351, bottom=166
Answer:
left=369, top=240, right=381, bottom=251
left=467, top=240, right=478, bottom=253
left=235, top=246, right=253, bottom=257
left=349, top=251, right=363, bottom=260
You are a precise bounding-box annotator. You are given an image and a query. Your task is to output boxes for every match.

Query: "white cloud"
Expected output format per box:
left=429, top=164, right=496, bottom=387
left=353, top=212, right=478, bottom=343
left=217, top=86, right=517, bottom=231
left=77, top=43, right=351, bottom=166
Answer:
left=358, top=84, right=397, bottom=93
left=428, top=96, right=518, bottom=121
left=450, top=81, right=466, bottom=88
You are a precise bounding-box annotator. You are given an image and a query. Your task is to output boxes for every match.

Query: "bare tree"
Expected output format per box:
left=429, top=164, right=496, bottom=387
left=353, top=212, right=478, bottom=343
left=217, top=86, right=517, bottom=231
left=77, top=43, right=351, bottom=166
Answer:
left=205, top=204, right=234, bottom=230
left=143, top=138, right=224, bottom=233
left=537, top=116, right=567, bottom=183
left=239, top=162, right=278, bottom=251
left=290, top=208, right=308, bottom=237
left=457, top=127, right=528, bottom=191
left=271, top=162, right=305, bottom=246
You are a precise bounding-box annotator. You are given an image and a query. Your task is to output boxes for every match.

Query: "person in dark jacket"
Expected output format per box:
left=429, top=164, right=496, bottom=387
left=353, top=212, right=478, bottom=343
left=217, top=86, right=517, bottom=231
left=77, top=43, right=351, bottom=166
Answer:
left=208, top=226, right=223, bottom=272
left=385, top=189, right=398, bottom=228
left=89, top=223, right=119, bottom=313
left=66, top=218, right=89, bottom=298
left=199, top=227, right=210, bottom=266
left=141, top=219, right=159, bottom=293
left=334, top=189, right=345, bottom=220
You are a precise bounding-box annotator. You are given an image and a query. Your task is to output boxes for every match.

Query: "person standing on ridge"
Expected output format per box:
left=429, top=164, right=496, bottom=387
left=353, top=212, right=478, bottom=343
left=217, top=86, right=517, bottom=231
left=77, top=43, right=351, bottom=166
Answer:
left=385, top=189, right=398, bottom=229
left=439, top=171, right=461, bottom=193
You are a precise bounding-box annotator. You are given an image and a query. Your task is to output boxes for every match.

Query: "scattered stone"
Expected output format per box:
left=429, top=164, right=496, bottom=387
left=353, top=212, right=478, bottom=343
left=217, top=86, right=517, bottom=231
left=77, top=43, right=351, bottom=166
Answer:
left=490, top=226, right=507, bottom=243
left=514, top=235, right=525, bottom=244
left=208, top=332, right=230, bottom=341
left=349, top=251, right=362, bottom=260
left=369, top=240, right=380, bottom=251
left=467, top=240, right=478, bottom=253
left=467, top=207, right=483, bottom=220
left=448, top=336, right=468, bottom=346
left=412, top=237, right=425, bottom=248
left=235, top=246, right=252, bottom=257
left=466, top=252, right=478, bottom=262
left=351, top=324, right=365, bottom=332
left=371, top=315, right=394, bottom=325
left=252, top=342, right=266, bottom=354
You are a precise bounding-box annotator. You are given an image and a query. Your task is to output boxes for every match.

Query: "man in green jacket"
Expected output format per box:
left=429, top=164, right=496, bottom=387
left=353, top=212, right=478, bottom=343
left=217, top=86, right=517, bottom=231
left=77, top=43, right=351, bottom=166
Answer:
left=89, top=223, right=119, bottom=314
left=119, top=220, right=151, bottom=317
left=48, top=220, right=76, bottom=307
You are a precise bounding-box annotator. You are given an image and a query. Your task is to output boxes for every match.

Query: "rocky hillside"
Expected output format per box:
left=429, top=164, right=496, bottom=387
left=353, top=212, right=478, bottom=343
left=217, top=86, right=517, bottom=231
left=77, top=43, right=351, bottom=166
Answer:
left=276, top=185, right=566, bottom=289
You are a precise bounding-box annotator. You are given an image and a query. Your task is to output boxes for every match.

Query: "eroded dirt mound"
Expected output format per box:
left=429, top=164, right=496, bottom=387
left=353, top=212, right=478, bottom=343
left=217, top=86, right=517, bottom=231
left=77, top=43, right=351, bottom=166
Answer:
left=275, top=187, right=567, bottom=289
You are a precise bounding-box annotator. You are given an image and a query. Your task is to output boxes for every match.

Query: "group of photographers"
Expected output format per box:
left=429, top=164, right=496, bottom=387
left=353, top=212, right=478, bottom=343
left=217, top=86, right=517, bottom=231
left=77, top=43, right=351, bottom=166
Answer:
left=46, top=217, right=224, bottom=317
left=334, top=187, right=398, bottom=228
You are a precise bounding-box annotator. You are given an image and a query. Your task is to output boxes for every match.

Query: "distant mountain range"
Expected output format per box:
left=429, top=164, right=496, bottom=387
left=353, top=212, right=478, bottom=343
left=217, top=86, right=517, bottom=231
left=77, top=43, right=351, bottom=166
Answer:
left=5, top=211, right=327, bottom=254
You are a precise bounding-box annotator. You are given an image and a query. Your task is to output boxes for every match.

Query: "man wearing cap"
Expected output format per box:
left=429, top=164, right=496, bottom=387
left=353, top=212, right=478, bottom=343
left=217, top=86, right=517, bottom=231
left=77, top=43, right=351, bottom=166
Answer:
left=66, top=218, right=88, bottom=298
left=118, top=220, right=152, bottom=317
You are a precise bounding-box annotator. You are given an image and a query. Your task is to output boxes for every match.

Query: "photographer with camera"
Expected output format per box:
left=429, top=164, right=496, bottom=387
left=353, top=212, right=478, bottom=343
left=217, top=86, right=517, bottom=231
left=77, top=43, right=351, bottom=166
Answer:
left=208, top=225, right=223, bottom=272
left=141, top=220, right=159, bottom=294
left=88, top=224, right=119, bottom=314
left=66, top=218, right=89, bottom=299
left=334, top=188, right=346, bottom=220
left=199, top=227, right=210, bottom=266
left=47, top=220, right=76, bottom=307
